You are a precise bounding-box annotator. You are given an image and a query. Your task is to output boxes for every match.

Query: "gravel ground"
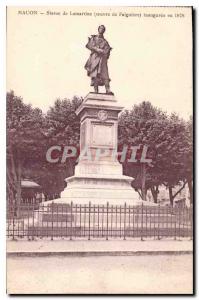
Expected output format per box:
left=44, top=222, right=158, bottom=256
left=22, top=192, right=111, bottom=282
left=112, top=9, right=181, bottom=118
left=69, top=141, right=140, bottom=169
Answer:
left=7, top=254, right=193, bottom=294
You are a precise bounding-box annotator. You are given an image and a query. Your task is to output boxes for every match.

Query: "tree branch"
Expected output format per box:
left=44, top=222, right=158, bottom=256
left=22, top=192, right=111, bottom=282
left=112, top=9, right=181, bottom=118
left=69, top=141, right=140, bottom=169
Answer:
left=137, top=189, right=143, bottom=200
left=172, top=180, right=187, bottom=200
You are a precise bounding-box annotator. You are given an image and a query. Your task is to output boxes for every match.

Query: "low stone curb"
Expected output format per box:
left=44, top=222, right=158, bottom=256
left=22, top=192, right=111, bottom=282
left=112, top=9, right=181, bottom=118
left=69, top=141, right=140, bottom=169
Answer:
left=7, top=250, right=193, bottom=257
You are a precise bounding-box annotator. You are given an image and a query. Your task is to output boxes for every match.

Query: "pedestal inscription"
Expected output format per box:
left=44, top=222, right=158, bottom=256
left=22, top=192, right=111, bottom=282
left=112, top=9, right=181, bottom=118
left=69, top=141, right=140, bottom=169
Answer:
left=91, top=122, right=114, bottom=148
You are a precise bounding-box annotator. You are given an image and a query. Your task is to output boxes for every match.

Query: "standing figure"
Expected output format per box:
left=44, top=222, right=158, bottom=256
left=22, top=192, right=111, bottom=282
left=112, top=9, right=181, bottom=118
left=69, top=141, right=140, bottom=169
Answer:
left=85, top=25, right=113, bottom=94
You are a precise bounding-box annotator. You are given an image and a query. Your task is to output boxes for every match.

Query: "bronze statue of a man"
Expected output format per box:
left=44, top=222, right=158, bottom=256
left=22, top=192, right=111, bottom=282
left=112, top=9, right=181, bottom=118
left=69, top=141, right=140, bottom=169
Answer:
left=85, top=25, right=113, bottom=94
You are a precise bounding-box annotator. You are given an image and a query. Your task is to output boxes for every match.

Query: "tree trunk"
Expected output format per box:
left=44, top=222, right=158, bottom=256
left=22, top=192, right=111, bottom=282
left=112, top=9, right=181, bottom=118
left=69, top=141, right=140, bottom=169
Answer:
left=16, top=163, right=22, bottom=216
left=169, top=186, right=173, bottom=206
left=151, top=186, right=159, bottom=203
left=7, top=168, right=16, bottom=204
left=141, top=163, right=146, bottom=201
left=8, top=151, right=18, bottom=204
left=187, top=179, right=193, bottom=205
left=169, top=181, right=187, bottom=207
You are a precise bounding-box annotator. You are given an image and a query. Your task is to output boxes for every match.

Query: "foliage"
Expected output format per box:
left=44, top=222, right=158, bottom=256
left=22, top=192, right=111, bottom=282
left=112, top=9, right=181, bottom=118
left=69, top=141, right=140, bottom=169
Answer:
left=7, top=92, right=192, bottom=207
left=7, top=91, right=46, bottom=207
left=118, top=101, right=193, bottom=205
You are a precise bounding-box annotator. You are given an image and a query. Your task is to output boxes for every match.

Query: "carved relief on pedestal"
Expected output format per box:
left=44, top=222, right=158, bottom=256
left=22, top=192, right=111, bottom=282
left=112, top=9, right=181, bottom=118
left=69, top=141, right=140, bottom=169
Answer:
left=97, top=110, right=108, bottom=121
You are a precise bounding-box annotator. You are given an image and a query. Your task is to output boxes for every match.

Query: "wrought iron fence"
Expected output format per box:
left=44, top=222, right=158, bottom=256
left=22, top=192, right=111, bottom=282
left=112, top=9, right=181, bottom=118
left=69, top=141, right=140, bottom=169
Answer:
left=6, top=202, right=193, bottom=240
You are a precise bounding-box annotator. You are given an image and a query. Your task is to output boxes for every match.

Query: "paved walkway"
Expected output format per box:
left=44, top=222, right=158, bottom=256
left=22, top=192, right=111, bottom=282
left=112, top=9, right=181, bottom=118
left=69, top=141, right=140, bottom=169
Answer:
left=7, top=239, right=193, bottom=256
left=7, top=254, right=193, bottom=294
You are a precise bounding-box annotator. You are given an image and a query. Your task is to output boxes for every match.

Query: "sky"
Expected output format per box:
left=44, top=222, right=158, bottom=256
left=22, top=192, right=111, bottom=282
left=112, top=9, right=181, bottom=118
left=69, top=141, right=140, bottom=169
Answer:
left=7, top=6, right=192, bottom=119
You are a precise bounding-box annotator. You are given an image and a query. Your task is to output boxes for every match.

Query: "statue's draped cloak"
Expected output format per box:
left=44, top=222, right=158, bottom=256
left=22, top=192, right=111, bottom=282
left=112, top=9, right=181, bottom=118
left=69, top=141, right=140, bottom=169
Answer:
left=85, top=35, right=112, bottom=86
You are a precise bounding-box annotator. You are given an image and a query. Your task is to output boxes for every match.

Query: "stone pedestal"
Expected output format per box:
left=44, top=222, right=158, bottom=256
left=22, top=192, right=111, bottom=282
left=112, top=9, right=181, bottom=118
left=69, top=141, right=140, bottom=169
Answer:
left=60, top=93, right=140, bottom=205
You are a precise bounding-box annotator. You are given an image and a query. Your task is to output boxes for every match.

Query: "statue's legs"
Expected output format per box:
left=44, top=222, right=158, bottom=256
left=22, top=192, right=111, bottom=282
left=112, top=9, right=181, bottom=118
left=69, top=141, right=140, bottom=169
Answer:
left=92, top=78, right=113, bottom=94
left=105, top=80, right=113, bottom=95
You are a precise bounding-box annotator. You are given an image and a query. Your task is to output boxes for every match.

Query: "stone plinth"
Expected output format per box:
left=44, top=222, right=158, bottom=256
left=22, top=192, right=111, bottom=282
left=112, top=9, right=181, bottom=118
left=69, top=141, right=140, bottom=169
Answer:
left=60, top=93, right=140, bottom=205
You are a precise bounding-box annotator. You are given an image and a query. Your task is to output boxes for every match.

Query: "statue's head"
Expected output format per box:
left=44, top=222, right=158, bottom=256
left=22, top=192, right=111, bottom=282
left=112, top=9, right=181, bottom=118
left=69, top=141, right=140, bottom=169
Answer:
left=98, top=25, right=106, bottom=34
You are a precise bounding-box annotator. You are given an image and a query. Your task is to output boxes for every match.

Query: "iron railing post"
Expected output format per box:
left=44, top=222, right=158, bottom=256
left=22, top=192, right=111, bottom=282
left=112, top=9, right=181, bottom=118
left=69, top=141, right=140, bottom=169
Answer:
left=88, top=201, right=91, bottom=240
left=174, top=206, right=177, bottom=240
left=178, top=207, right=181, bottom=240
left=158, top=203, right=161, bottom=240
left=106, top=202, right=109, bottom=240
left=141, top=202, right=144, bottom=241
left=124, top=202, right=126, bottom=240
left=32, top=204, right=35, bottom=241
left=79, top=204, right=81, bottom=238
left=70, top=201, right=73, bottom=240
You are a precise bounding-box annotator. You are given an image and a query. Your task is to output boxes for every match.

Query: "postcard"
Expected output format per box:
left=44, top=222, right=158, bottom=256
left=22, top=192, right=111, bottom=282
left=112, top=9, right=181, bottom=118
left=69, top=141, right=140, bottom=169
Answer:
left=6, top=6, right=193, bottom=294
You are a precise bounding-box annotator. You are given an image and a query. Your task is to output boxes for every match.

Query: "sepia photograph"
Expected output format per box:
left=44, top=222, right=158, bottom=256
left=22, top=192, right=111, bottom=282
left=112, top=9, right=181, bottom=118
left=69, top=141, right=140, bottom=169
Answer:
left=6, top=5, right=193, bottom=294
